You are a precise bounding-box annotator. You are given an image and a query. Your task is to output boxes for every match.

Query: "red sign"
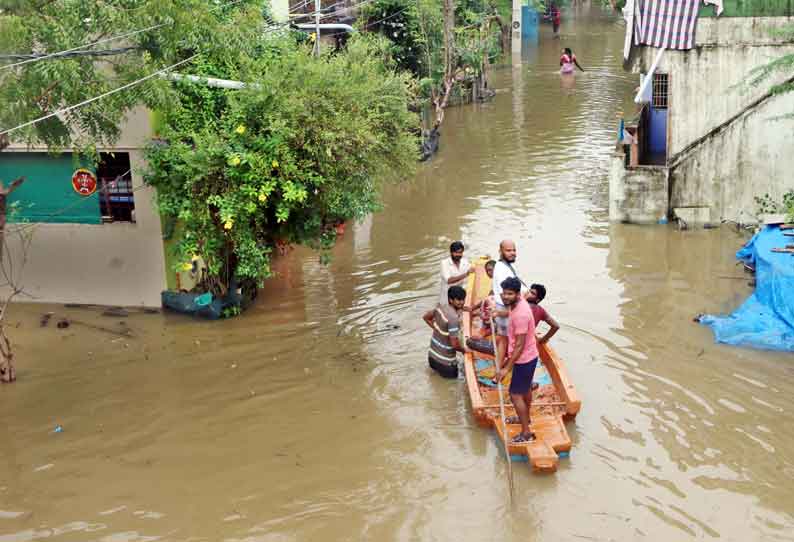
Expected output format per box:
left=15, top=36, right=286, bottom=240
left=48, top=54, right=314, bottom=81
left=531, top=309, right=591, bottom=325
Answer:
left=72, top=169, right=97, bottom=196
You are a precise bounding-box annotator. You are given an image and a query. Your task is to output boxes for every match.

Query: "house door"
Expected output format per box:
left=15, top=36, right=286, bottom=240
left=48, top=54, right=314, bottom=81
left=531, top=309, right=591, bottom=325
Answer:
left=647, top=73, right=669, bottom=161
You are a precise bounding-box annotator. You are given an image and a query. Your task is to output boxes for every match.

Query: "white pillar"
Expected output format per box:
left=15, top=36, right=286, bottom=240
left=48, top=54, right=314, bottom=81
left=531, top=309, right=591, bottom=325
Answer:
left=512, top=0, right=522, bottom=66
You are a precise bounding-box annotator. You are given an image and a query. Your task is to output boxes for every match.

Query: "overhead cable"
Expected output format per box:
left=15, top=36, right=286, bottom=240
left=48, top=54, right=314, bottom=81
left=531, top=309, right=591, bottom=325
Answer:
left=0, top=54, right=198, bottom=138
left=0, top=0, right=246, bottom=72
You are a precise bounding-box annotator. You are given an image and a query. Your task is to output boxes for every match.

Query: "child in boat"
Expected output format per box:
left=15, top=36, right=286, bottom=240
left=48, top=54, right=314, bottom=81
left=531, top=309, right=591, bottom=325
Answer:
left=527, top=283, right=560, bottom=344
left=560, top=47, right=584, bottom=74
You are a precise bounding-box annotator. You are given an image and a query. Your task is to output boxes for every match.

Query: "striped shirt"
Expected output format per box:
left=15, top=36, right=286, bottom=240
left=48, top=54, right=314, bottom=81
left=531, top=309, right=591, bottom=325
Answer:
left=428, top=304, right=461, bottom=366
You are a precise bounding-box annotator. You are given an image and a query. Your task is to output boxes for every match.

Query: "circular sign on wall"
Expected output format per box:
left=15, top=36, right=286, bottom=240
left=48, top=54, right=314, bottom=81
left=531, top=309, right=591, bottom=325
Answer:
left=512, top=21, right=520, bottom=29
left=72, top=168, right=97, bottom=196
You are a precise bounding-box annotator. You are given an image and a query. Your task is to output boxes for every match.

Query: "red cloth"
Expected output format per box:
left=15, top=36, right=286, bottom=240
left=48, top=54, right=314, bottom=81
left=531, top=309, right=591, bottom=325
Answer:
left=531, top=303, right=548, bottom=325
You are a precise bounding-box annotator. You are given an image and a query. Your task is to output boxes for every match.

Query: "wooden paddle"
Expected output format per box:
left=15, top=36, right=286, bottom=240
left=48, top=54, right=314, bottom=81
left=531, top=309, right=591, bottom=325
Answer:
left=489, top=314, right=515, bottom=503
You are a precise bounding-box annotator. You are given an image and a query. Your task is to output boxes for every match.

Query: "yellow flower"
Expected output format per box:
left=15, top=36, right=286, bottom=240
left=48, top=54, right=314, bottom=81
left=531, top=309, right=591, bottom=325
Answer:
left=228, top=155, right=241, bottom=167
left=181, top=262, right=192, bottom=271
left=235, top=124, right=246, bottom=135
left=272, top=159, right=279, bottom=169
left=224, top=219, right=234, bottom=230
left=309, top=33, right=316, bottom=42
left=258, top=193, right=267, bottom=202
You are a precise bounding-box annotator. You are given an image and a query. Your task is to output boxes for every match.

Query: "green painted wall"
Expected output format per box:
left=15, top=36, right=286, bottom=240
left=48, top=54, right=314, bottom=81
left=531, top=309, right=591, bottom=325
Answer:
left=699, top=0, right=793, bottom=17
left=0, top=153, right=101, bottom=224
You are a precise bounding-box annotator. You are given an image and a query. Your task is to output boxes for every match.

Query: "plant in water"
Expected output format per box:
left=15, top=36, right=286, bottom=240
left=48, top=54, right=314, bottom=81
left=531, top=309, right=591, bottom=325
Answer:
left=754, top=191, right=794, bottom=222
left=784, top=190, right=794, bottom=222
left=755, top=193, right=781, bottom=216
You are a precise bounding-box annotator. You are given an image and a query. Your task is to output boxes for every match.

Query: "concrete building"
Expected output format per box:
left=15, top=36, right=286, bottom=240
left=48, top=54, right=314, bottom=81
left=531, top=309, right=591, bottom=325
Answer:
left=609, top=0, right=794, bottom=225
left=271, top=0, right=289, bottom=22
left=0, top=108, right=167, bottom=307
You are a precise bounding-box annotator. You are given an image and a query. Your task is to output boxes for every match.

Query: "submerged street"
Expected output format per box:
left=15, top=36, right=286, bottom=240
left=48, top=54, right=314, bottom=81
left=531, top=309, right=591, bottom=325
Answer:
left=2, top=8, right=794, bottom=542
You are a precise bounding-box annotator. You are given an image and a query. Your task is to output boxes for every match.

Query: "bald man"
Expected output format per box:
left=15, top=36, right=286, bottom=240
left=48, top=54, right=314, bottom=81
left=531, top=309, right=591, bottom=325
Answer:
left=491, top=240, right=529, bottom=371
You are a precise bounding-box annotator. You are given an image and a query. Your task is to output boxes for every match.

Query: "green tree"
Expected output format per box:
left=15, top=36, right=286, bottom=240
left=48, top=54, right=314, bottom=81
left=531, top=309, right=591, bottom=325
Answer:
left=0, top=0, right=262, bottom=153
left=145, top=35, right=417, bottom=297
left=746, top=24, right=794, bottom=118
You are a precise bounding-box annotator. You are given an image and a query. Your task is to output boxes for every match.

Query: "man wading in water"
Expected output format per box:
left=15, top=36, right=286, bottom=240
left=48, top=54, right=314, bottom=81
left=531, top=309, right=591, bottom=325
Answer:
left=494, top=277, right=540, bottom=443
left=423, top=285, right=467, bottom=378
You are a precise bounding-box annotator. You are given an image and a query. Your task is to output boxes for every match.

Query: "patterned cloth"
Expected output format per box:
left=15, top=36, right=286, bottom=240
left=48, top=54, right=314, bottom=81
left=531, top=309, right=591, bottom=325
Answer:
left=428, top=304, right=460, bottom=367
left=634, top=0, right=702, bottom=51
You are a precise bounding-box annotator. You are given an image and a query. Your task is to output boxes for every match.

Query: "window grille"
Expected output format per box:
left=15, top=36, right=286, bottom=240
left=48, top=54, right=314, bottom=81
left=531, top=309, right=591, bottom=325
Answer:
left=97, top=153, right=135, bottom=223
left=652, top=73, right=669, bottom=109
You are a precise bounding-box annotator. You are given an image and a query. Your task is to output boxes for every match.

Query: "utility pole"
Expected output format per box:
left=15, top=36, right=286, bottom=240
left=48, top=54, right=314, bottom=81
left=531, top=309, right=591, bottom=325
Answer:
left=314, top=0, right=321, bottom=57
left=511, top=0, right=521, bottom=64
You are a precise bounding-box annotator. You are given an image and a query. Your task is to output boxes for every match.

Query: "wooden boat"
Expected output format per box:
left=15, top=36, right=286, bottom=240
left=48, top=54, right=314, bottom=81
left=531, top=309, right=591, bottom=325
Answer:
left=461, top=258, right=581, bottom=473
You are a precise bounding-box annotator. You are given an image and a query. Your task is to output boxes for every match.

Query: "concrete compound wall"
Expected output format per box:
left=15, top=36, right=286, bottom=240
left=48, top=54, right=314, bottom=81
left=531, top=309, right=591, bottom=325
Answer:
left=1, top=108, right=167, bottom=307
left=670, top=90, right=794, bottom=223
left=608, top=154, right=670, bottom=224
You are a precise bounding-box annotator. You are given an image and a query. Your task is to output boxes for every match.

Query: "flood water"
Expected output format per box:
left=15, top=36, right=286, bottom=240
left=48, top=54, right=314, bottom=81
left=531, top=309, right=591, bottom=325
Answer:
left=3, top=7, right=794, bottom=542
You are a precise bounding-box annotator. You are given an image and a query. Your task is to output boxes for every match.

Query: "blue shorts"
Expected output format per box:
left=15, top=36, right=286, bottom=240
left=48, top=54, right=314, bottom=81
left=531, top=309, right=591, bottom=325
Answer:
left=509, top=358, right=538, bottom=395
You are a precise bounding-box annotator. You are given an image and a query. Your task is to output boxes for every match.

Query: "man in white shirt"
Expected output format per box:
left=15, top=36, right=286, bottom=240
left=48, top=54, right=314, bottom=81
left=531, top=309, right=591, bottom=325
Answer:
left=439, top=241, right=473, bottom=306
left=491, top=239, right=528, bottom=370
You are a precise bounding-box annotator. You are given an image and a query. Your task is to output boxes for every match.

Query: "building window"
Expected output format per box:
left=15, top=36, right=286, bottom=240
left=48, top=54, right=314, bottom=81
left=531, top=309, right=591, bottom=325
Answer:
left=96, top=152, right=135, bottom=223
left=652, top=73, right=669, bottom=110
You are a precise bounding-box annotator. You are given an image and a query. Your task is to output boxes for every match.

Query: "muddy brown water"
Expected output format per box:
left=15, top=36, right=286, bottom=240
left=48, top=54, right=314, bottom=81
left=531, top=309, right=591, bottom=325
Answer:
left=3, top=9, right=794, bottom=542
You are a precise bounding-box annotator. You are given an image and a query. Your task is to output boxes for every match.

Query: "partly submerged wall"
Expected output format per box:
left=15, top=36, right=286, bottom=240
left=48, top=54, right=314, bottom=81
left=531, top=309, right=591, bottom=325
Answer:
left=0, top=108, right=167, bottom=307
left=609, top=154, right=669, bottom=224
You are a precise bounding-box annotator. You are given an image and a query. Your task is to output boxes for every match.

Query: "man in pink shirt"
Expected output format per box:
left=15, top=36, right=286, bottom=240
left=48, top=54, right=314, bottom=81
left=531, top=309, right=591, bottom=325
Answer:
left=494, top=277, right=539, bottom=443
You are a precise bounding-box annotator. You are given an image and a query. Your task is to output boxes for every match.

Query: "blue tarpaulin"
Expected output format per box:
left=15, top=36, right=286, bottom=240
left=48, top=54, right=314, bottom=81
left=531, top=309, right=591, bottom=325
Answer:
left=700, top=226, right=794, bottom=351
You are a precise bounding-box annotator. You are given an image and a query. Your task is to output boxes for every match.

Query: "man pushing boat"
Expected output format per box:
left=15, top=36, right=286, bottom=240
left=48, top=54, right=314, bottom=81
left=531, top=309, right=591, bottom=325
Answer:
left=494, top=277, right=539, bottom=443
left=422, top=285, right=468, bottom=378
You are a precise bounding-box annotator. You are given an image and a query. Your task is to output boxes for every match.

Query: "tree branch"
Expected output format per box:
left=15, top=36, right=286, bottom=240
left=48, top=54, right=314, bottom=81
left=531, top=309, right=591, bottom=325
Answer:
left=1, top=177, right=25, bottom=197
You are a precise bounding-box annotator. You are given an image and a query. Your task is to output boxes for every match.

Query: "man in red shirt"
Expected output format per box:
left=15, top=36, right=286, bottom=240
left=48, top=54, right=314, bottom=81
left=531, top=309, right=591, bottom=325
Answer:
left=528, top=283, right=560, bottom=345
left=494, top=277, right=539, bottom=443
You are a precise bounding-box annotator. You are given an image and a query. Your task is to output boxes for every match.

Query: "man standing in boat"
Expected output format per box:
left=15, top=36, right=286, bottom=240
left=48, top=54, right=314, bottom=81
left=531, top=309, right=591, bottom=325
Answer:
left=494, top=277, right=539, bottom=443
left=438, top=241, right=473, bottom=306
left=422, top=285, right=467, bottom=378
left=528, top=283, right=560, bottom=344
left=491, top=240, right=528, bottom=372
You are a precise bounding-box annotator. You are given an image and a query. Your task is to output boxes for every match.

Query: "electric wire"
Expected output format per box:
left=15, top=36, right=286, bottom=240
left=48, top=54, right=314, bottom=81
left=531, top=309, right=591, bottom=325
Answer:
left=0, top=0, right=246, bottom=71
left=0, top=54, right=198, bottom=138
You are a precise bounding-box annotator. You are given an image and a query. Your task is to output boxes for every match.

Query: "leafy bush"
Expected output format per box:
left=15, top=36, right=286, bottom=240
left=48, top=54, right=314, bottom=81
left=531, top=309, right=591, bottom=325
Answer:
left=145, top=35, right=418, bottom=294
left=754, top=190, right=794, bottom=222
